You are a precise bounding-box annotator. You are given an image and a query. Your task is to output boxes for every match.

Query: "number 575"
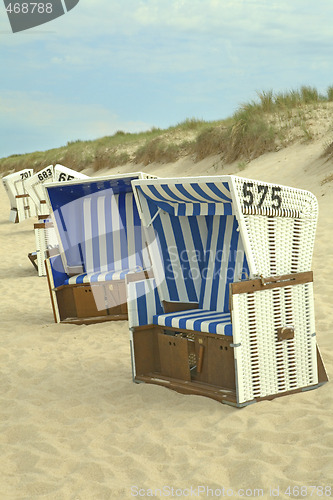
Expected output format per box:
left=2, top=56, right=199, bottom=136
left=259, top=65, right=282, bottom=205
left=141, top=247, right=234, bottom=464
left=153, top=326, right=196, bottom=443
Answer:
left=243, top=182, right=282, bottom=209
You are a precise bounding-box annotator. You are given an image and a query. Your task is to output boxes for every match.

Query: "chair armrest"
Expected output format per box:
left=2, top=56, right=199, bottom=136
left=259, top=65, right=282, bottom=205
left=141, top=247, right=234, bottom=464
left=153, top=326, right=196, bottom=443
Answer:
left=231, top=271, right=313, bottom=295
left=162, top=300, right=199, bottom=313
left=127, top=277, right=163, bottom=328
left=125, top=268, right=154, bottom=284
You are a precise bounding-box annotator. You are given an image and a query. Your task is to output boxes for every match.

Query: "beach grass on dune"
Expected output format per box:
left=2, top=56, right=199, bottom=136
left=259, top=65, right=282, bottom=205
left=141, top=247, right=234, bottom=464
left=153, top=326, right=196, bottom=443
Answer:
left=1, top=85, right=333, bottom=176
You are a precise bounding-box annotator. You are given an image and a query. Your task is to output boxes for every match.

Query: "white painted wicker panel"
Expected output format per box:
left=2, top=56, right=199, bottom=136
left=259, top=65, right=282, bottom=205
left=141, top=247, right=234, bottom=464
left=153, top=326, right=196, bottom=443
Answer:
left=35, top=224, right=58, bottom=276
left=231, top=176, right=318, bottom=277
left=232, top=283, right=318, bottom=404
left=243, top=216, right=299, bottom=276
left=16, top=194, right=37, bottom=221
left=232, top=176, right=318, bottom=217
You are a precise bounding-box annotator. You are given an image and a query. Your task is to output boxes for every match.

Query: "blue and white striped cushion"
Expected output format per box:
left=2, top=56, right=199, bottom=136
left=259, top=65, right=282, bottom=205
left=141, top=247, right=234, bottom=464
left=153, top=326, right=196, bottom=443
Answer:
left=153, top=309, right=232, bottom=336
left=64, top=268, right=140, bottom=285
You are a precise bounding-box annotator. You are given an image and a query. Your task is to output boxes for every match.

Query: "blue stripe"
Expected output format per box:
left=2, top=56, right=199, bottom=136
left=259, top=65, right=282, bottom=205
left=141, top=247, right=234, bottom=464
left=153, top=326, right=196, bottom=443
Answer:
left=206, top=182, right=232, bottom=202
left=56, top=207, right=83, bottom=268
left=145, top=185, right=170, bottom=202
left=223, top=217, right=240, bottom=311
left=76, top=273, right=86, bottom=284
left=204, top=215, right=211, bottom=231
left=177, top=204, right=186, bottom=216
left=90, top=196, right=101, bottom=272
left=199, top=216, right=214, bottom=308
left=192, top=314, right=229, bottom=332
left=193, top=204, right=203, bottom=215
left=57, top=207, right=67, bottom=232
left=174, top=184, right=202, bottom=202
left=148, top=199, right=179, bottom=301
left=170, top=216, right=198, bottom=302
left=132, top=195, right=143, bottom=268
left=137, top=281, right=148, bottom=325
left=224, top=203, right=233, bottom=215
left=159, top=184, right=187, bottom=202
left=88, top=272, right=101, bottom=283
left=187, top=216, right=205, bottom=278
left=119, top=193, right=129, bottom=270
left=50, top=255, right=69, bottom=288
left=223, top=323, right=233, bottom=336
left=242, top=253, right=250, bottom=280
left=203, top=317, right=230, bottom=334
left=104, top=271, right=114, bottom=281
left=154, top=286, right=164, bottom=316
left=209, top=217, right=227, bottom=310
left=190, top=184, right=223, bottom=202
left=105, top=270, right=120, bottom=281
left=152, top=201, right=175, bottom=214
left=105, top=192, right=114, bottom=271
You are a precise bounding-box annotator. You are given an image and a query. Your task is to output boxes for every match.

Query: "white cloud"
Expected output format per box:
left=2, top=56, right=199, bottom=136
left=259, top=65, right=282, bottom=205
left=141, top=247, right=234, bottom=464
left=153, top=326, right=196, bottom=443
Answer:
left=0, top=90, right=151, bottom=155
left=2, top=0, right=332, bottom=78
left=2, top=0, right=333, bottom=41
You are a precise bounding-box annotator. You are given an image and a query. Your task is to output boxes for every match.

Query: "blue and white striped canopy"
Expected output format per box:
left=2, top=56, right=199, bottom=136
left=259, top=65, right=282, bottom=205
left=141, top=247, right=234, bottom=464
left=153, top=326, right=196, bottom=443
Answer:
left=136, top=179, right=233, bottom=217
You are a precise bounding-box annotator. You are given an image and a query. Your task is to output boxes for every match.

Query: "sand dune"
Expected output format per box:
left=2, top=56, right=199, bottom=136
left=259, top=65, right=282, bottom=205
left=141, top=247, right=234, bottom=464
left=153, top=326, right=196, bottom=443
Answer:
left=0, top=139, right=332, bottom=499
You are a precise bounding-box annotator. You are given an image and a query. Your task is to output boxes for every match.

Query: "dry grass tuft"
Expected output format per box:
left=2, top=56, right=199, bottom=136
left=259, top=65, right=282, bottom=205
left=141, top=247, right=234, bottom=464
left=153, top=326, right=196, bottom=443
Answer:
left=134, top=138, right=189, bottom=165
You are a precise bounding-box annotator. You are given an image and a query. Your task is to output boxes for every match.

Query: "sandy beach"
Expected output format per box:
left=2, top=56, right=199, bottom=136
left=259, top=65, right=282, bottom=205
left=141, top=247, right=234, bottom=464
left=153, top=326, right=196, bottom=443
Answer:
left=0, top=142, right=332, bottom=499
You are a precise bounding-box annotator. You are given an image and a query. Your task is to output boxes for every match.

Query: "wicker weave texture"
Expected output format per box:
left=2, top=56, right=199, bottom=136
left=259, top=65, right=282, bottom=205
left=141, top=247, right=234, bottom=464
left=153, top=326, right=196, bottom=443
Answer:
left=232, top=283, right=318, bottom=404
left=35, top=225, right=58, bottom=276
left=232, top=177, right=318, bottom=277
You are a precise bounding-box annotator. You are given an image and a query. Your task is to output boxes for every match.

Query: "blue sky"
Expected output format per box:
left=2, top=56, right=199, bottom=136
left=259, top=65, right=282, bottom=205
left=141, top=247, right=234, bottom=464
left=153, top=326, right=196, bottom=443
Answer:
left=1, top=0, right=333, bottom=158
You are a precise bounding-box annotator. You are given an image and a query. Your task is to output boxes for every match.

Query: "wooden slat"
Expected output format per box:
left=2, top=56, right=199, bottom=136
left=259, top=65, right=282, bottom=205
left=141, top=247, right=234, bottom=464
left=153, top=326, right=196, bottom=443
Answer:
left=27, top=252, right=38, bottom=272
left=125, top=269, right=154, bottom=283
left=231, top=271, right=313, bottom=295
left=15, top=194, right=30, bottom=199
left=134, top=374, right=237, bottom=405
left=61, top=314, right=128, bottom=325
left=34, top=222, right=54, bottom=229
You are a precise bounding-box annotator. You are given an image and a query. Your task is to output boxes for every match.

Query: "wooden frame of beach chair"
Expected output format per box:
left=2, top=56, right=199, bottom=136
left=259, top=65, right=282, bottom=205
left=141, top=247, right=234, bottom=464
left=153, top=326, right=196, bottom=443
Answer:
left=2, top=169, right=36, bottom=222
left=126, top=175, right=328, bottom=407
left=25, top=164, right=89, bottom=276
left=44, top=172, right=156, bottom=324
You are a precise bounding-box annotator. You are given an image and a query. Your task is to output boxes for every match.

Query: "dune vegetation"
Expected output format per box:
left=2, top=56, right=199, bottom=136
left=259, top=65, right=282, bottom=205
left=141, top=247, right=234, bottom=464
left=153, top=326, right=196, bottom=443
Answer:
left=1, top=85, right=333, bottom=176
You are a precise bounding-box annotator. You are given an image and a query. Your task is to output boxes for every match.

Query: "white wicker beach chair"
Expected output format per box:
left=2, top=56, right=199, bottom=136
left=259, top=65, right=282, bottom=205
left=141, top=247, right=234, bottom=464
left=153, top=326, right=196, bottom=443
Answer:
left=2, top=169, right=36, bottom=222
left=127, top=175, right=328, bottom=407
left=25, top=164, right=89, bottom=276
left=44, top=172, right=156, bottom=324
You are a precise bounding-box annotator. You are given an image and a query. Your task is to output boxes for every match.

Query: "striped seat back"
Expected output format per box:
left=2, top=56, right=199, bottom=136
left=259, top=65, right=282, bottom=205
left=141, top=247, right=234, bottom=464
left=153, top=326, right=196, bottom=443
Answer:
left=138, top=191, right=249, bottom=311
left=80, top=190, right=149, bottom=273
left=149, top=207, right=209, bottom=304
left=199, top=215, right=249, bottom=312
